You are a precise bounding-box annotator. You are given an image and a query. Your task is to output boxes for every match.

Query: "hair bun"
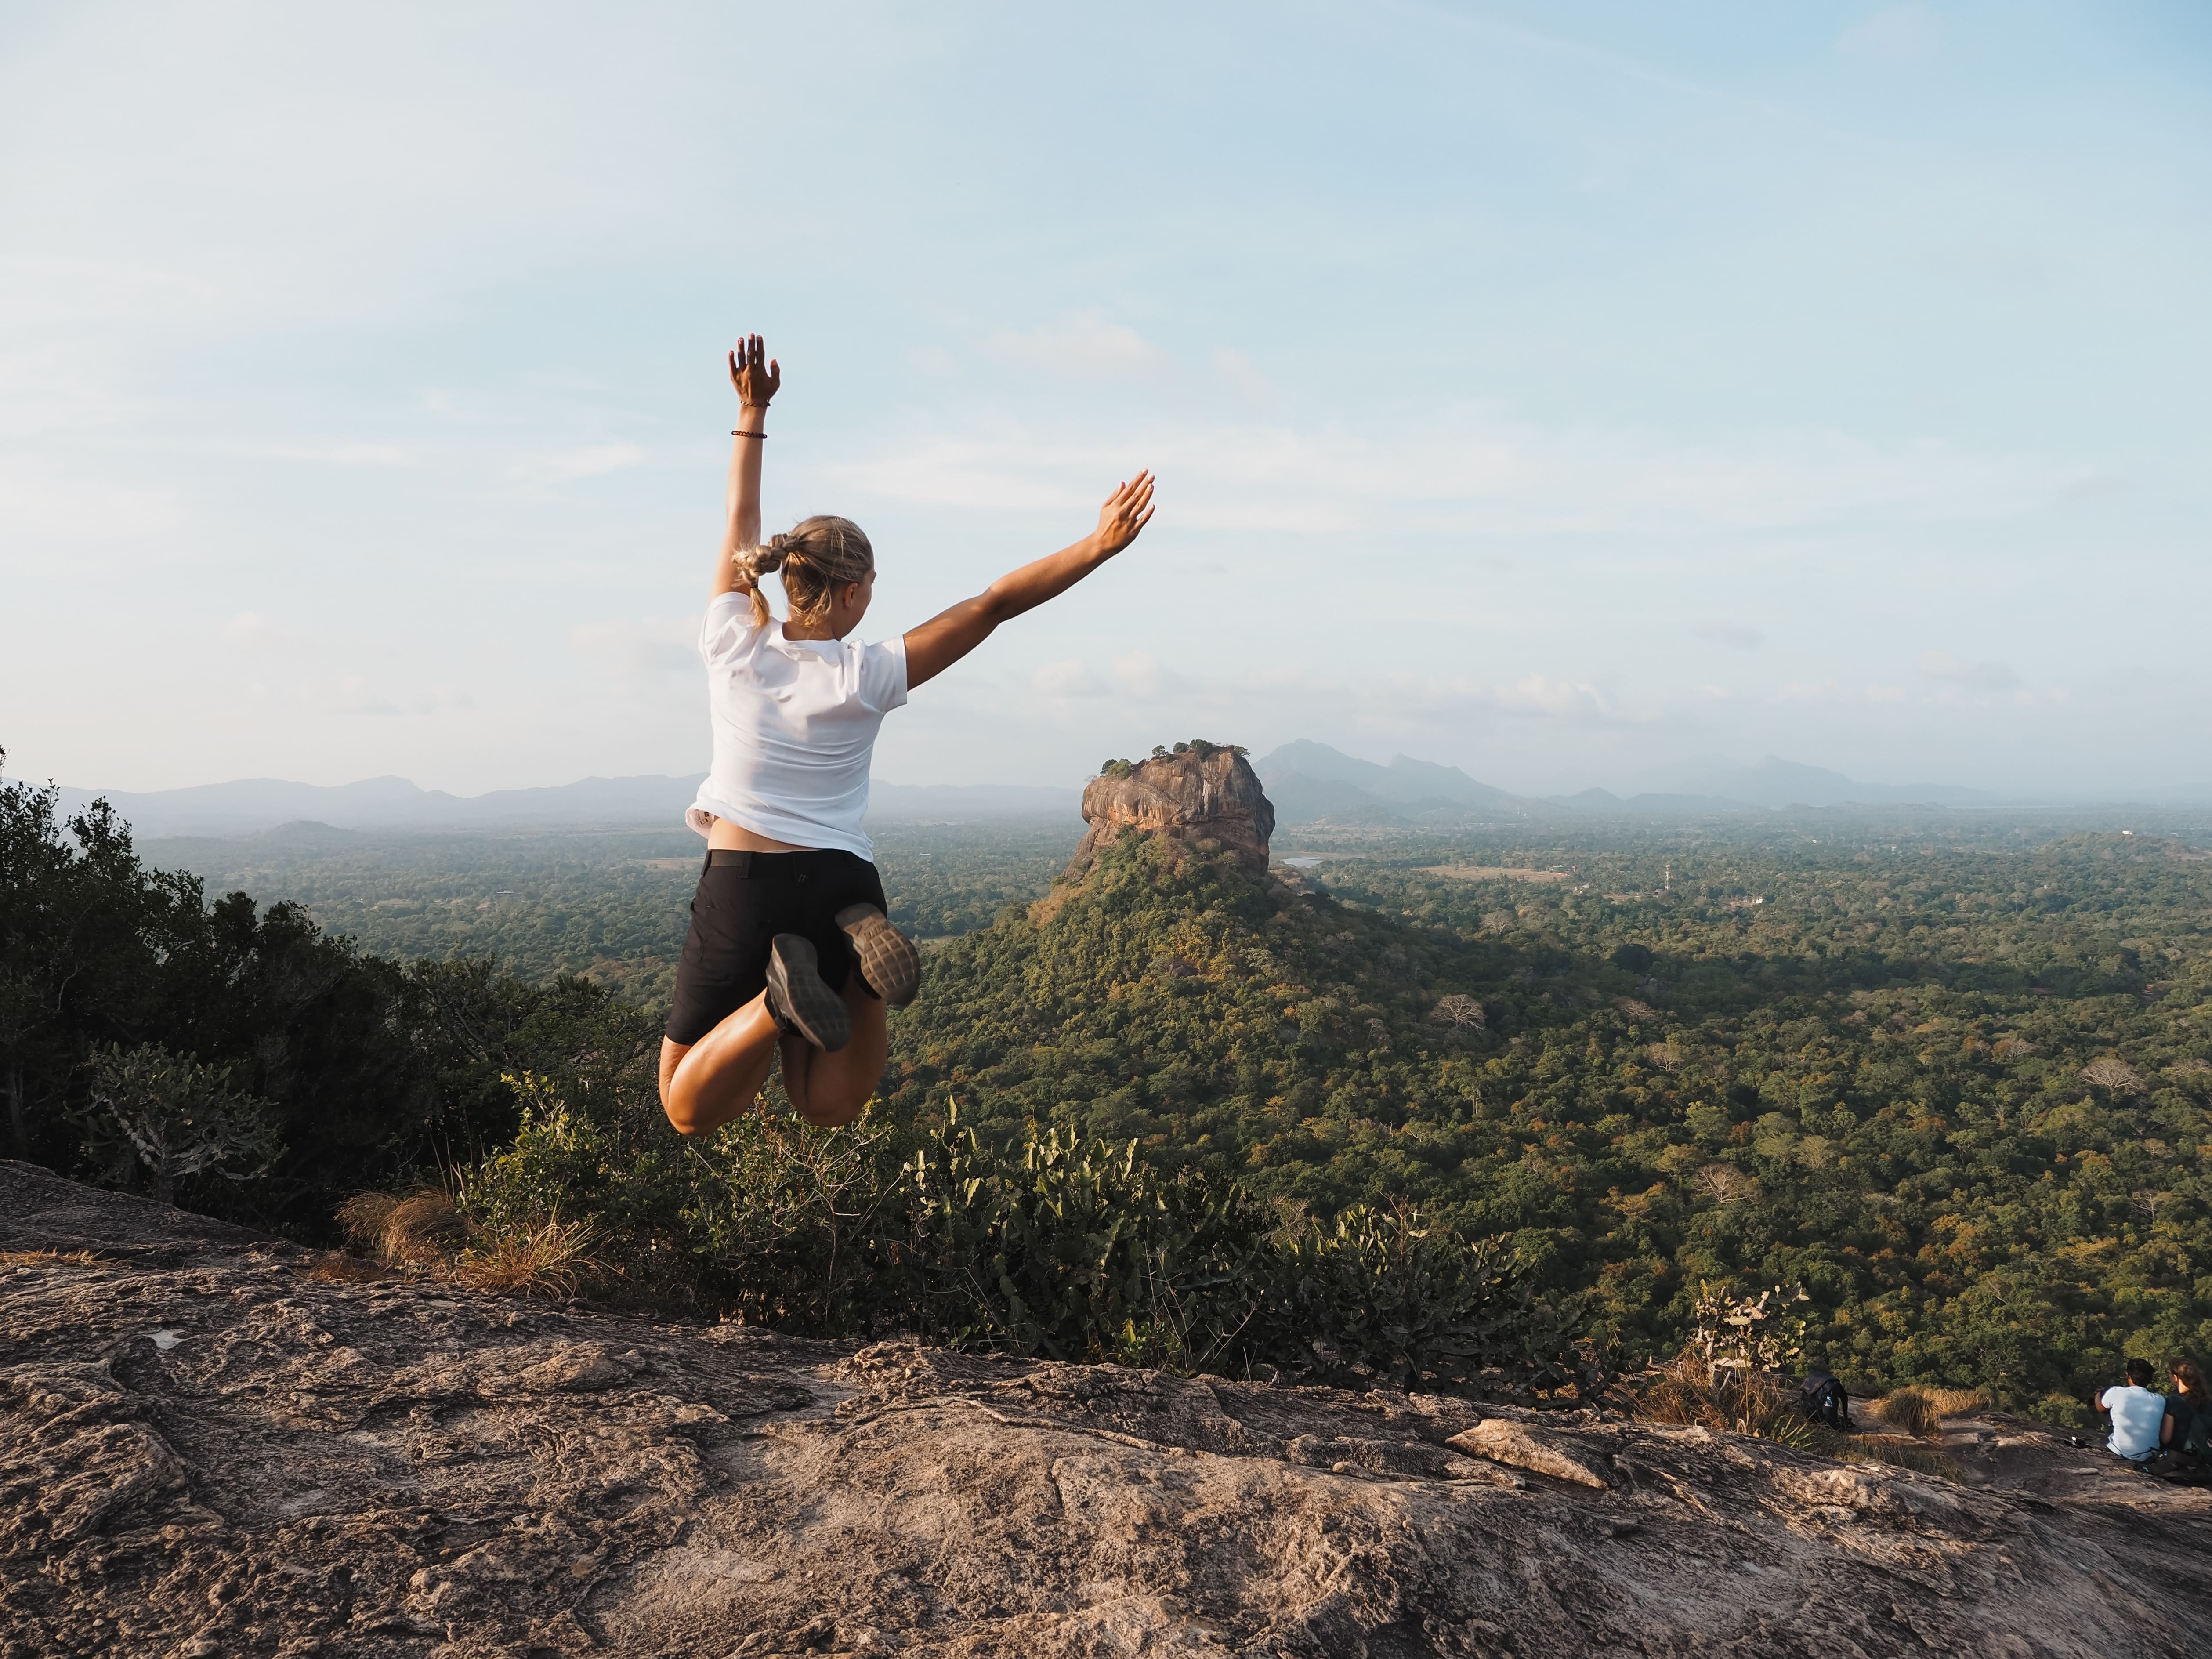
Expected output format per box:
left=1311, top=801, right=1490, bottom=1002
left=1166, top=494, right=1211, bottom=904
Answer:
left=746, top=535, right=788, bottom=578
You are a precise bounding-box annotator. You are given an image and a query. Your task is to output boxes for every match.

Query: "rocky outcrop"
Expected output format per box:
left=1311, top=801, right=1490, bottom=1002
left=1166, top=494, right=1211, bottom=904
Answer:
left=1067, top=747, right=1276, bottom=877
left=4, top=1157, right=2210, bottom=1658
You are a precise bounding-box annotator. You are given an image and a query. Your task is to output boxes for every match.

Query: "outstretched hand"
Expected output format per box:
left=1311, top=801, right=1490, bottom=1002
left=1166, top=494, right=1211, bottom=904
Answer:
left=728, top=333, right=781, bottom=406
left=1094, top=471, right=1155, bottom=555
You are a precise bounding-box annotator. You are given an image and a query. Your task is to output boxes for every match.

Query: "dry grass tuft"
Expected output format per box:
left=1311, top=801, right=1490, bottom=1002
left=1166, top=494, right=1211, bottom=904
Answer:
left=1839, top=1439, right=1965, bottom=1482
left=1920, top=1385, right=1990, bottom=1419
left=1866, top=1386, right=1939, bottom=1439
left=1627, top=1356, right=1966, bottom=1482
left=453, top=1216, right=608, bottom=1300
left=333, top=1187, right=611, bottom=1301
left=1628, top=1355, right=1829, bottom=1449
left=0, top=1249, right=103, bottom=1268
left=300, top=1251, right=386, bottom=1285
left=1863, top=1384, right=1983, bottom=1440
left=337, top=1187, right=471, bottom=1267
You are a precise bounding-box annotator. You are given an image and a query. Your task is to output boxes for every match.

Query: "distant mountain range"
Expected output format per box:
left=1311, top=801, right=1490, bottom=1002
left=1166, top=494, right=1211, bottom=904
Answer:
left=1253, top=742, right=2013, bottom=824
left=52, top=774, right=1082, bottom=840
left=43, top=741, right=2060, bottom=843
left=1622, top=756, right=2001, bottom=810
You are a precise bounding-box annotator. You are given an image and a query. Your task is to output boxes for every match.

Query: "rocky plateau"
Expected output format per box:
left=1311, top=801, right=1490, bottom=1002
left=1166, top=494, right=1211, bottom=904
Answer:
left=3, top=1158, right=2207, bottom=1658
left=1068, top=750, right=1276, bottom=878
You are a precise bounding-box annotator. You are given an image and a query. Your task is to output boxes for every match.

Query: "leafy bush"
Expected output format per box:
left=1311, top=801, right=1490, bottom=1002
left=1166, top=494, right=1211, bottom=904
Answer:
left=456, top=1073, right=1597, bottom=1400
left=1249, top=1203, right=1595, bottom=1398
left=80, top=1043, right=282, bottom=1203
left=1, top=751, right=661, bottom=1235
left=904, top=1113, right=1268, bottom=1368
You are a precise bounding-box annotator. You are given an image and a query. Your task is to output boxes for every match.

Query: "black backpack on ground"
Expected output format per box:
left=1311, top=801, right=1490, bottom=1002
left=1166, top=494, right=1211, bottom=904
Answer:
left=1799, top=1372, right=1850, bottom=1431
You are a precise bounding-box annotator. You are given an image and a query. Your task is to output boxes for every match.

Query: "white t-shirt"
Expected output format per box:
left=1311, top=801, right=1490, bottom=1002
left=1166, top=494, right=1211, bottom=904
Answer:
left=2100, top=1384, right=2165, bottom=1460
left=685, top=592, right=908, bottom=860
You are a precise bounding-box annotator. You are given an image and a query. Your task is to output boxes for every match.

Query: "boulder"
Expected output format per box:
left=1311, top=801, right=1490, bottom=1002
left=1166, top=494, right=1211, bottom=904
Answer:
left=1067, top=747, right=1276, bottom=877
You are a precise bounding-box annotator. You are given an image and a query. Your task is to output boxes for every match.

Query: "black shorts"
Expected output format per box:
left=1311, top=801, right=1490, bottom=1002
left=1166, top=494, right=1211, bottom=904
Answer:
left=665, top=848, right=888, bottom=1045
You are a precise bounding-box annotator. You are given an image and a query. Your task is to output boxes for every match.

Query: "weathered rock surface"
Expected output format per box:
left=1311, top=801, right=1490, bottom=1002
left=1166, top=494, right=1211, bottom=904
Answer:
left=1068, top=749, right=1276, bottom=877
left=4, top=1158, right=2208, bottom=1658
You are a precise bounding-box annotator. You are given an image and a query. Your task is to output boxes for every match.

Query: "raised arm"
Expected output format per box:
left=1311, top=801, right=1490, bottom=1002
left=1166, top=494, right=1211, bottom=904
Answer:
left=709, top=334, right=781, bottom=599
left=903, top=471, right=1154, bottom=689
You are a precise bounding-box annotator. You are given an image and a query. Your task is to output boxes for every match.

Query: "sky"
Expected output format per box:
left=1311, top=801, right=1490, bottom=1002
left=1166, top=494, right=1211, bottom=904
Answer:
left=3, top=0, right=2208, bottom=801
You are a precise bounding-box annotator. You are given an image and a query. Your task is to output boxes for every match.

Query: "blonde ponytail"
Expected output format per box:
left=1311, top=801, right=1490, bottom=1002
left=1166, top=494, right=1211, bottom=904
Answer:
left=735, top=532, right=793, bottom=627
left=741, top=516, right=874, bottom=628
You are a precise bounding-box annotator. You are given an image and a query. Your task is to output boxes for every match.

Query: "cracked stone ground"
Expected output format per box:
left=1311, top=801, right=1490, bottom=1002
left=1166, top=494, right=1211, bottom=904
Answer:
left=3, top=1159, right=2205, bottom=1658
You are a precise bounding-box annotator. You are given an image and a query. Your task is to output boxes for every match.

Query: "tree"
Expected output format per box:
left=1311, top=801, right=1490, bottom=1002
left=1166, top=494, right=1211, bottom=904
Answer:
left=81, top=1043, right=282, bottom=1203
left=2079, top=1055, right=2146, bottom=1096
left=0, top=753, right=183, bottom=1165
left=1430, top=994, right=1488, bottom=1030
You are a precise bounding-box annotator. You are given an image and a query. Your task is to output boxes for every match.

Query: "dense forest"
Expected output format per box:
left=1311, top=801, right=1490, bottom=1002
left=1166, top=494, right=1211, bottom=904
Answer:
left=143, top=820, right=1074, bottom=1006
left=885, top=819, right=2212, bottom=1419
left=11, top=747, right=2210, bottom=1419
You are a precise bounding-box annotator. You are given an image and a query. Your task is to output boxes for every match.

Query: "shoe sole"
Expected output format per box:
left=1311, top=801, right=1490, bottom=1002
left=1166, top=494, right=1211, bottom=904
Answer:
left=836, top=904, right=920, bottom=1007
left=766, top=934, right=851, bottom=1052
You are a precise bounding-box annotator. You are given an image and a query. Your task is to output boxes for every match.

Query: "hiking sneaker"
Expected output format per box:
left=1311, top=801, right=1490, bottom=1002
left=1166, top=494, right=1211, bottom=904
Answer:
left=836, top=903, right=921, bottom=1007
left=764, top=934, right=851, bottom=1051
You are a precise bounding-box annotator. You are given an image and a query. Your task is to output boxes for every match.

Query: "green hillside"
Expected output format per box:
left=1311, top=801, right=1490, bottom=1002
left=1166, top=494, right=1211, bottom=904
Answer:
left=16, top=743, right=2212, bottom=1419
left=885, top=826, right=2212, bottom=1418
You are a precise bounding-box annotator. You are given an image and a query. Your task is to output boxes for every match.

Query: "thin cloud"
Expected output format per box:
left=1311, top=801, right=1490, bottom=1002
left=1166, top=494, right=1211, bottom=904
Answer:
left=1916, top=650, right=2020, bottom=692
left=1693, top=619, right=1763, bottom=650
left=984, top=312, right=1171, bottom=382
left=1837, top=6, right=1942, bottom=66
left=204, top=439, right=411, bottom=468
left=223, top=611, right=308, bottom=652
left=825, top=413, right=2050, bottom=539
left=1381, top=673, right=1624, bottom=727
left=571, top=617, right=697, bottom=677
left=297, top=676, right=401, bottom=717
left=1113, top=651, right=1190, bottom=698
left=1033, top=659, right=1108, bottom=699
left=506, top=442, right=649, bottom=487
left=414, top=684, right=476, bottom=714
left=1212, top=347, right=1273, bottom=399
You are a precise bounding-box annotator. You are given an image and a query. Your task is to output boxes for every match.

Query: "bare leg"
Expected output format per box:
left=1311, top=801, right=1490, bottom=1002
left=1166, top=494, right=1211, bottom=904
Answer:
left=776, top=1029, right=816, bottom=1119
left=789, top=980, right=889, bottom=1127
left=659, top=992, right=782, bottom=1137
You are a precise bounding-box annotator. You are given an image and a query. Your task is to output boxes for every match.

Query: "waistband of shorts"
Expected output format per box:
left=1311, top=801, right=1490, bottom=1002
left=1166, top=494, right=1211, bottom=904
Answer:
left=701, top=847, right=872, bottom=877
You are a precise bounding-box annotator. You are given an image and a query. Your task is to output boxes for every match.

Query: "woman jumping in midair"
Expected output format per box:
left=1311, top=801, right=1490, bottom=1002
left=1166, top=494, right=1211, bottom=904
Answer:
left=659, top=335, right=1155, bottom=1137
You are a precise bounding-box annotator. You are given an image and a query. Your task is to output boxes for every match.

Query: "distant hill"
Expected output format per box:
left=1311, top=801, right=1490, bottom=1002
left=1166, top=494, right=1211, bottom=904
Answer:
left=54, top=773, right=1082, bottom=839
left=1261, top=773, right=1409, bottom=826
left=866, top=782, right=1083, bottom=823
left=52, top=773, right=710, bottom=837
left=1253, top=742, right=1759, bottom=823
left=1627, top=755, right=2006, bottom=809
left=1254, top=741, right=1531, bottom=825
left=44, top=746, right=2028, bottom=841
left=1548, top=788, right=1760, bottom=815
left=1255, top=741, right=1519, bottom=808
left=1253, top=740, right=2016, bottom=822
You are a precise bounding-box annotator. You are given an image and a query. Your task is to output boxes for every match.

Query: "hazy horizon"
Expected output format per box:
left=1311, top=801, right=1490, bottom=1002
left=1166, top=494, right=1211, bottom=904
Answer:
left=36, top=736, right=2212, bottom=819
left=5, top=3, right=2207, bottom=801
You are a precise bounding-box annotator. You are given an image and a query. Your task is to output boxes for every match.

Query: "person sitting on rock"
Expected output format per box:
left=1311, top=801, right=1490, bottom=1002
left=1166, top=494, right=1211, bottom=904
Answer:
left=2098, top=1359, right=2166, bottom=1464
left=659, top=333, right=1154, bottom=1137
left=2163, top=1358, right=2210, bottom=1463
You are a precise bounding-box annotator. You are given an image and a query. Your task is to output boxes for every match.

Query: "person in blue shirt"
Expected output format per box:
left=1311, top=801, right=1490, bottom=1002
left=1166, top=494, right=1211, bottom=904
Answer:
left=2099, top=1358, right=2166, bottom=1463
